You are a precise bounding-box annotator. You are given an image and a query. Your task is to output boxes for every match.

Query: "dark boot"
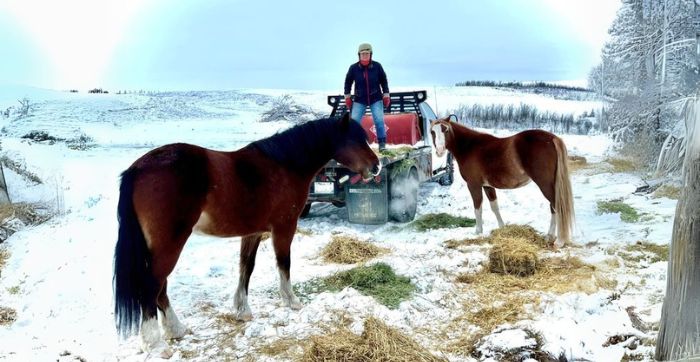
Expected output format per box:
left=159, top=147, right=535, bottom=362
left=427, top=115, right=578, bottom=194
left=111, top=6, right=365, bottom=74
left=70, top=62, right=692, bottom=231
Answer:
left=378, top=137, right=386, bottom=151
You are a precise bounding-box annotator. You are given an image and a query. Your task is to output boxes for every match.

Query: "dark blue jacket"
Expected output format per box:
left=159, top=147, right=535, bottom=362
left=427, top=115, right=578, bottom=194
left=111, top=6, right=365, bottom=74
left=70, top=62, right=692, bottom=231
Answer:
left=344, top=61, right=389, bottom=105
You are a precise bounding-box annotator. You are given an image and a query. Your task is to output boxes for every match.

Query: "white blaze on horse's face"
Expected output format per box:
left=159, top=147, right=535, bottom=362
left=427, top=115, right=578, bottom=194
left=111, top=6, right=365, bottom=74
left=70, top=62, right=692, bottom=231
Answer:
left=431, top=123, right=447, bottom=157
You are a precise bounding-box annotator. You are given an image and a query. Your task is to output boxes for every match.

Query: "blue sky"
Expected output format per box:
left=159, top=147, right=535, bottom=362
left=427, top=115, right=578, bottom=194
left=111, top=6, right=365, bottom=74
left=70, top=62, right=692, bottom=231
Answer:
left=0, top=0, right=620, bottom=91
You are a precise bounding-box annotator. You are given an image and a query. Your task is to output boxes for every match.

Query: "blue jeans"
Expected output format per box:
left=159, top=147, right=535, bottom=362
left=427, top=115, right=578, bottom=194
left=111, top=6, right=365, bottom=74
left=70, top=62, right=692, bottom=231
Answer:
left=350, top=100, right=386, bottom=141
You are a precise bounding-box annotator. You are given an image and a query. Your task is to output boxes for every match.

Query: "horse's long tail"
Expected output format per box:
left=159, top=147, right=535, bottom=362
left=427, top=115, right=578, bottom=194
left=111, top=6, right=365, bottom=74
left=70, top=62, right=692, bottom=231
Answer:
left=553, top=137, right=575, bottom=244
left=113, top=168, right=148, bottom=339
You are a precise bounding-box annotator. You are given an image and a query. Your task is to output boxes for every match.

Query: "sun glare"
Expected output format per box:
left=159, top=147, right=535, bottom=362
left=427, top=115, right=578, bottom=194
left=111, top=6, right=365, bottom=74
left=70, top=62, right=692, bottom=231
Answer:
left=3, top=0, right=145, bottom=90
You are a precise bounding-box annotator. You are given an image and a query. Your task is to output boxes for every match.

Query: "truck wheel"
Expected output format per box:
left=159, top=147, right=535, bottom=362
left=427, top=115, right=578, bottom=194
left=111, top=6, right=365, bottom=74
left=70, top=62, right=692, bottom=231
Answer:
left=389, top=168, right=419, bottom=222
left=439, top=153, right=454, bottom=186
left=299, top=203, right=311, bottom=218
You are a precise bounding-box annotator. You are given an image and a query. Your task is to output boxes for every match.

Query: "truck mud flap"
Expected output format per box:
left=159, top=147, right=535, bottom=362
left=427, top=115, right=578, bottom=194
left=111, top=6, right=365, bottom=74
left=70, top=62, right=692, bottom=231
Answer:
left=346, top=178, right=388, bottom=224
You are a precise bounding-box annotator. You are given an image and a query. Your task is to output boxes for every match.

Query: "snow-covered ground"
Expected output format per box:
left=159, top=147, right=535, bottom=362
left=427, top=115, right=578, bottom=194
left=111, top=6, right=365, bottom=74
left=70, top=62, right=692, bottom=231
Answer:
left=0, top=86, right=672, bottom=361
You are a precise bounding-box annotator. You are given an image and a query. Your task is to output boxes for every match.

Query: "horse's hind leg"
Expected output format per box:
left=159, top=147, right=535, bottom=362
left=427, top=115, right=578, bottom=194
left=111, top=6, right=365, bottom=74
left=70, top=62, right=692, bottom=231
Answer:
left=532, top=177, right=557, bottom=244
left=157, top=281, right=189, bottom=340
left=140, top=232, right=191, bottom=358
left=271, top=225, right=302, bottom=310
left=234, top=233, right=263, bottom=321
left=483, top=186, right=504, bottom=228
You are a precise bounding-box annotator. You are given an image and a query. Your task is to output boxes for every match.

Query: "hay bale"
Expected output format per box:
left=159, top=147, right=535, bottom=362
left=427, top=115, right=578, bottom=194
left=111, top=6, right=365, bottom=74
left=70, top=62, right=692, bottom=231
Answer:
left=490, top=225, right=549, bottom=248
left=488, top=237, right=539, bottom=277
left=302, top=317, right=446, bottom=362
left=321, top=235, right=387, bottom=264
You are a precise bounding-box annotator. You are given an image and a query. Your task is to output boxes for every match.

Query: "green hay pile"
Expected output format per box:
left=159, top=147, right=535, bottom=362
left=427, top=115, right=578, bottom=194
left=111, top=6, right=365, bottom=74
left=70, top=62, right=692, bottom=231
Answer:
left=322, top=263, right=415, bottom=309
left=410, top=213, right=476, bottom=231
left=596, top=200, right=641, bottom=223
left=302, top=316, right=447, bottom=362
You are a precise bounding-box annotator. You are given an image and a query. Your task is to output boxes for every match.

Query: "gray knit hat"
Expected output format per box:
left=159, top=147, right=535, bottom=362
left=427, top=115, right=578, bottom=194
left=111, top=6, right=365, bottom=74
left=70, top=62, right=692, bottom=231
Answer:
left=357, top=43, right=372, bottom=53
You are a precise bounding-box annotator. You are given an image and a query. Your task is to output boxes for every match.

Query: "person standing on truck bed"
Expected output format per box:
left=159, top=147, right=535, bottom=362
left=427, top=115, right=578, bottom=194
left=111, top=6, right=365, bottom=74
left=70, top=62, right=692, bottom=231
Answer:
left=344, top=42, right=390, bottom=151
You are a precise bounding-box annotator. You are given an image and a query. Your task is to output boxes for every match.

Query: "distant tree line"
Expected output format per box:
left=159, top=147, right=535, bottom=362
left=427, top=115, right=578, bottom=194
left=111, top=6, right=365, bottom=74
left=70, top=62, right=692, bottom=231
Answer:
left=455, top=80, right=592, bottom=93
left=450, top=103, right=597, bottom=135
left=588, top=0, right=699, bottom=174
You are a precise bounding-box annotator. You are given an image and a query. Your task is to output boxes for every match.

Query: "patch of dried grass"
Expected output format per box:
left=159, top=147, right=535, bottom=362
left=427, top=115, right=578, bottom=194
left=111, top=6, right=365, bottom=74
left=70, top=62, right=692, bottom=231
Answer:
left=320, top=235, right=388, bottom=264
left=0, top=247, right=8, bottom=273
left=0, top=306, right=17, bottom=325
left=568, top=155, right=588, bottom=172
left=652, top=184, right=681, bottom=200
left=302, top=316, right=447, bottom=362
left=0, top=202, right=51, bottom=242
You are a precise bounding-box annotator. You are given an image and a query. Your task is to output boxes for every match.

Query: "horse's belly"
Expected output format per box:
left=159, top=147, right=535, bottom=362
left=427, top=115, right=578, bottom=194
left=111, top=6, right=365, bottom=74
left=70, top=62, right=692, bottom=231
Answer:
left=192, top=211, right=262, bottom=237
left=487, top=173, right=531, bottom=189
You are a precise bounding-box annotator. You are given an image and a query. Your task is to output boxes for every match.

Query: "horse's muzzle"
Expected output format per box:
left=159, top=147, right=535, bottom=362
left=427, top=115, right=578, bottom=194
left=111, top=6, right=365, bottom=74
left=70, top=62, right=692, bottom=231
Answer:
left=371, top=162, right=382, bottom=176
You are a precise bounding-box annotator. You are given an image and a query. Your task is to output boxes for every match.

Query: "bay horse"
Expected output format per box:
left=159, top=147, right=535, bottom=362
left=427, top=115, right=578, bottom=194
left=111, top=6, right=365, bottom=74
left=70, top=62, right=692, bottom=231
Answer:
left=430, top=115, right=574, bottom=246
left=113, top=113, right=380, bottom=358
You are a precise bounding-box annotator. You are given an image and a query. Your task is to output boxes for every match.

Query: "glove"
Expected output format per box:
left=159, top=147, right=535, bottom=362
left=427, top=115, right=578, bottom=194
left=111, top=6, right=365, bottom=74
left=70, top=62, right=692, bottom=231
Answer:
left=383, top=95, right=390, bottom=108
left=345, top=97, right=353, bottom=109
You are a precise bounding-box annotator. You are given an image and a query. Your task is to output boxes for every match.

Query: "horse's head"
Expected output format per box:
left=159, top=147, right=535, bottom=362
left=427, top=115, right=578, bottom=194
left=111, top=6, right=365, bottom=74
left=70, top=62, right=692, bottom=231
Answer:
left=430, top=117, right=453, bottom=157
left=334, top=113, right=381, bottom=180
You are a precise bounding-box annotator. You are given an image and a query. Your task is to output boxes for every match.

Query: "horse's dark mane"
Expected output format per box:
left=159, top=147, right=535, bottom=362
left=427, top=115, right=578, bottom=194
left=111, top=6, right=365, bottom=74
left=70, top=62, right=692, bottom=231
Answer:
left=251, top=117, right=364, bottom=172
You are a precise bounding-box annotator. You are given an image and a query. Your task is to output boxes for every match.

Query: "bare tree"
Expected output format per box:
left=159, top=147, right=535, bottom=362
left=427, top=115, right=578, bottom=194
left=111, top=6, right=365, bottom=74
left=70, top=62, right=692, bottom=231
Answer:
left=655, top=93, right=700, bottom=360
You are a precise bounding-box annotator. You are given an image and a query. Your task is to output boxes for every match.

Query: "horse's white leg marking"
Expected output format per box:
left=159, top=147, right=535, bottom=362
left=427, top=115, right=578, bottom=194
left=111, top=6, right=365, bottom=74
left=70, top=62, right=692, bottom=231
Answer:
left=234, top=283, right=252, bottom=321
left=140, top=317, right=173, bottom=359
left=549, top=212, right=564, bottom=248
left=489, top=199, right=505, bottom=228
left=160, top=306, right=189, bottom=340
left=279, top=268, right=302, bottom=310
left=548, top=212, right=557, bottom=239
left=475, top=207, right=483, bottom=234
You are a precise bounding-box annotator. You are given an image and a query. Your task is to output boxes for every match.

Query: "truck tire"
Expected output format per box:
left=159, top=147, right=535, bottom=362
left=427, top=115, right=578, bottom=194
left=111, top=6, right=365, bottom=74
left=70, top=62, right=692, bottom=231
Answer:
left=439, top=153, right=454, bottom=186
left=389, top=167, right=419, bottom=222
left=299, top=203, right=311, bottom=218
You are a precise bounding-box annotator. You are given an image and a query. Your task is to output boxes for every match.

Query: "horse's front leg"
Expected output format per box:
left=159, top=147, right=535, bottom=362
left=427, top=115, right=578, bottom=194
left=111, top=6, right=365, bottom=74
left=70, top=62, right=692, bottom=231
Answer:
left=234, top=233, right=263, bottom=321
left=271, top=224, right=302, bottom=310
left=467, top=183, right=485, bottom=234
left=483, top=186, right=504, bottom=228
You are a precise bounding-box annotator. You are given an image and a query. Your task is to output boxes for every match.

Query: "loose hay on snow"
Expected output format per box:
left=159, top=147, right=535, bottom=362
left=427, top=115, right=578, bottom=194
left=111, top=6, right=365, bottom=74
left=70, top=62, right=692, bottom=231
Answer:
left=302, top=316, right=447, bottom=362
left=320, top=235, right=388, bottom=264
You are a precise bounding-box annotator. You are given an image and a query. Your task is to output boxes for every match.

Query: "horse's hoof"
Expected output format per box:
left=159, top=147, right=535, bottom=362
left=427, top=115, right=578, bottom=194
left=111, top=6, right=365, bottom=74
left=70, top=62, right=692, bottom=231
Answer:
left=289, top=299, right=303, bottom=310
left=236, top=310, right=253, bottom=321
left=163, top=324, right=190, bottom=340
left=142, top=340, right=173, bottom=359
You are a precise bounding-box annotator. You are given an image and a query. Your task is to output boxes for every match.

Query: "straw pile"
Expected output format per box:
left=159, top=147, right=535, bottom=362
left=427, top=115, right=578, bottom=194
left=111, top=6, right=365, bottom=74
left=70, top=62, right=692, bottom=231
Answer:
left=302, top=316, right=447, bottom=362
left=0, top=306, right=17, bottom=325
left=321, top=235, right=388, bottom=264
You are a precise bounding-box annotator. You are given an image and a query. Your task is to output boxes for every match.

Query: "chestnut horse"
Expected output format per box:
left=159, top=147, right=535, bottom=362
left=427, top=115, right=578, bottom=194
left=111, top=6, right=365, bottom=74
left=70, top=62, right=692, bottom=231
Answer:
left=113, top=113, right=380, bottom=357
left=430, top=115, right=574, bottom=246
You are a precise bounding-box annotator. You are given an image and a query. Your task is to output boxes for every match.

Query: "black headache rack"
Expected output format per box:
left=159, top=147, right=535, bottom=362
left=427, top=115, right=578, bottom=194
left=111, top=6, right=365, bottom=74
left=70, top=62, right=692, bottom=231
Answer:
left=328, top=90, right=429, bottom=118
